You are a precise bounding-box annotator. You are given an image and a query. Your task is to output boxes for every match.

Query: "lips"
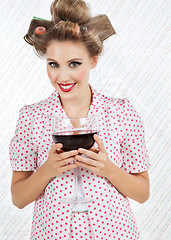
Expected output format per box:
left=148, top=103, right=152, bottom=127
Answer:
left=58, top=83, right=76, bottom=92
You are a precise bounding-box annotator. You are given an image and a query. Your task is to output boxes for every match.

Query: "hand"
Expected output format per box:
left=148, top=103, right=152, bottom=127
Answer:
left=75, top=134, right=114, bottom=178
left=42, top=143, right=78, bottom=179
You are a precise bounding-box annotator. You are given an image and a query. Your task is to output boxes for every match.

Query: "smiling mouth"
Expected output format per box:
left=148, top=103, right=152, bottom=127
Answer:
left=58, top=83, right=76, bottom=92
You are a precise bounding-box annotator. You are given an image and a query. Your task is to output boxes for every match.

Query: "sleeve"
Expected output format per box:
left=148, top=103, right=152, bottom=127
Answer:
left=120, top=99, right=150, bottom=173
left=9, top=105, right=38, bottom=171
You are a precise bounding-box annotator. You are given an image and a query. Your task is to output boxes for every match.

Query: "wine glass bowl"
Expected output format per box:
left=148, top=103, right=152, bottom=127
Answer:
left=51, top=116, right=98, bottom=151
left=52, top=129, right=98, bottom=151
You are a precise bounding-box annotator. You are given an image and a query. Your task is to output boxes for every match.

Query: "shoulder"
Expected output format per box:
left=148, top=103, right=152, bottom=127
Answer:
left=98, top=90, right=138, bottom=113
left=18, top=90, right=58, bottom=117
left=95, top=88, right=128, bottom=110
left=94, top=89, right=142, bottom=120
left=110, top=97, right=143, bottom=122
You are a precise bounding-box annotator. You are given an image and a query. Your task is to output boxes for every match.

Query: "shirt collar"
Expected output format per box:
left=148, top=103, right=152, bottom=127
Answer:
left=48, top=85, right=103, bottom=117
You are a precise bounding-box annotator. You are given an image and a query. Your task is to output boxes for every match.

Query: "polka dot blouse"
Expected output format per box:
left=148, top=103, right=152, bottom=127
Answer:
left=9, top=86, right=150, bottom=239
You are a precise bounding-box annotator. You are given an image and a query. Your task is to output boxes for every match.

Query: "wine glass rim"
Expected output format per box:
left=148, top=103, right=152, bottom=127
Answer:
left=52, top=128, right=99, bottom=133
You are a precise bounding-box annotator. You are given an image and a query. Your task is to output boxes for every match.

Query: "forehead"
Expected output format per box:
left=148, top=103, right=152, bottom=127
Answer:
left=46, top=40, right=90, bottom=59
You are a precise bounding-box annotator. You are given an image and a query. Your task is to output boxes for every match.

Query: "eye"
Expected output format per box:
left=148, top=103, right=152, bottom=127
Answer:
left=48, top=62, right=59, bottom=68
left=70, top=61, right=82, bottom=68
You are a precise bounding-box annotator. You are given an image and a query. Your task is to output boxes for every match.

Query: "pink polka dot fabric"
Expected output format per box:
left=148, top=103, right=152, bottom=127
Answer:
left=9, top=86, right=150, bottom=239
left=69, top=211, right=95, bottom=239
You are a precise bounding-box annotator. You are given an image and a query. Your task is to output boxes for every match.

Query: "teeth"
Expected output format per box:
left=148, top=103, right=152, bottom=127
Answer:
left=61, top=84, right=75, bottom=89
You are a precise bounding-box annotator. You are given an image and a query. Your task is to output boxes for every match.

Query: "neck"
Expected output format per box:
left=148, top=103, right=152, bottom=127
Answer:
left=60, top=85, right=92, bottom=118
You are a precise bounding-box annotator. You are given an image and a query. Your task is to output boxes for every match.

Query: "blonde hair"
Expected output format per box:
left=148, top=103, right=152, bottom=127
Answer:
left=24, top=0, right=116, bottom=57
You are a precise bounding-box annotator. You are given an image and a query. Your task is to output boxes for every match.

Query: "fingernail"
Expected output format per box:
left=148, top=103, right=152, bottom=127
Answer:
left=56, top=143, right=63, bottom=146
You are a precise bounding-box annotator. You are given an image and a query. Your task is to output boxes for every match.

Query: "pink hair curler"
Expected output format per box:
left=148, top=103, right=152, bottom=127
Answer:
left=73, top=24, right=81, bottom=37
left=35, top=26, right=46, bottom=34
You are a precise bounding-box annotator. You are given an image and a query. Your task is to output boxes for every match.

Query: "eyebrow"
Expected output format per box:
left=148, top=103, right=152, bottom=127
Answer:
left=47, top=58, right=82, bottom=63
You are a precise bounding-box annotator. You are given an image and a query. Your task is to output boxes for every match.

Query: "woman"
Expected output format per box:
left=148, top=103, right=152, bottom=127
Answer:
left=9, top=0, right=150, bottom=239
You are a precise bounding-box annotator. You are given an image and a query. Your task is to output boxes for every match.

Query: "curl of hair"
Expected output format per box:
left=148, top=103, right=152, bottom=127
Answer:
left=24, top=0, right=116, bottom=58
left=50, top=0, right=91, bottom=24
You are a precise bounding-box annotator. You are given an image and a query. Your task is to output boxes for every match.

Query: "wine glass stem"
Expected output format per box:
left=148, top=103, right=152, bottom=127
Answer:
left=74, top=166, right=79, bottom=198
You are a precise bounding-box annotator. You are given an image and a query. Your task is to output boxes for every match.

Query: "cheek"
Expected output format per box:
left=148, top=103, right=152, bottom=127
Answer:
left=76, top=69, right=89, bottom=82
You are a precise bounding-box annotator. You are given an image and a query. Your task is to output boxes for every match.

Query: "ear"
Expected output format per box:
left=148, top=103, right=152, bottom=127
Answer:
left=91, top=56, right=98, bottom=69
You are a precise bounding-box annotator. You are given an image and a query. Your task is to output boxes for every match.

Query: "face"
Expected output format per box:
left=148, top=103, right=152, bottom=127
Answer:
left=46, top=40, right=98, bottom=101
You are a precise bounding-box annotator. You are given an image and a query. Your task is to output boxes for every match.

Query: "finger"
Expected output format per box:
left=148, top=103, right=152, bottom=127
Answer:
left=89, top=146, right=99, bottom=154
left=75, top=154, right=97, bottom=167
left=61, top=163, right=78, bottom=173
left=55, top=143, right=63, bottom=150
left=50, top=143, right=63, bottom=153
left=77, top=148, right=99, bottom=160
left=94, top=134, right=107, bottom=153
left=75, top=160, right=97, bottom=173
left=56, top=149, right=64, bottom=154
left=57, top=150, right=78, bottom=161
left=58, top=157, right=76, bottom=166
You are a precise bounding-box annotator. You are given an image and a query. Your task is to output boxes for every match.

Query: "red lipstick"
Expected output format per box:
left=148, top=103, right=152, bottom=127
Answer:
left=58, top=83, right=76, bottom=92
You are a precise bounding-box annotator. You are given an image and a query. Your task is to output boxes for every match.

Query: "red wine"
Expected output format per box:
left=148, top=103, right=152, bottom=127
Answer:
left=52, top=130, right=98, bottom=151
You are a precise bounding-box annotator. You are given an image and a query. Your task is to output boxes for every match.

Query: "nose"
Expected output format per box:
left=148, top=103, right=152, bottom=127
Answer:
left=58, top=67, right=70, bottom=83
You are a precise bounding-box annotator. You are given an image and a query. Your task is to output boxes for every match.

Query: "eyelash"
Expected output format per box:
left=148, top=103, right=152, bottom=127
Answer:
left=48, top=61, right=82, bottom=68
left=70, top=61, right=82, bottom=67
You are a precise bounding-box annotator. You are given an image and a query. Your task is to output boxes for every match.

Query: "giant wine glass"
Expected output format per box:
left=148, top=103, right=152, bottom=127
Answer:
left=51, top=116, right=98, bottom=204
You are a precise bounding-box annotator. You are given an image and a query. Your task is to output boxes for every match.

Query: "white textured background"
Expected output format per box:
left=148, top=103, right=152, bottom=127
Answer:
left=0, top=0, right=170, bottom=239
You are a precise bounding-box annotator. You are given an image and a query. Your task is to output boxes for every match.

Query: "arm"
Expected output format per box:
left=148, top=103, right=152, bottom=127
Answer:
left=11, top=168, right=51, bottom=209
left=107, top=98, right=150, bottom=203
left=106, top=165, right=150, bottom=203
left=11, top=143, right=78, bottom=209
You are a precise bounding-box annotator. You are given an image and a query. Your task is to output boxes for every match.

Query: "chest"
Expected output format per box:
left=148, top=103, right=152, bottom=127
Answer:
left=98, top=112, right=123, bottom=166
